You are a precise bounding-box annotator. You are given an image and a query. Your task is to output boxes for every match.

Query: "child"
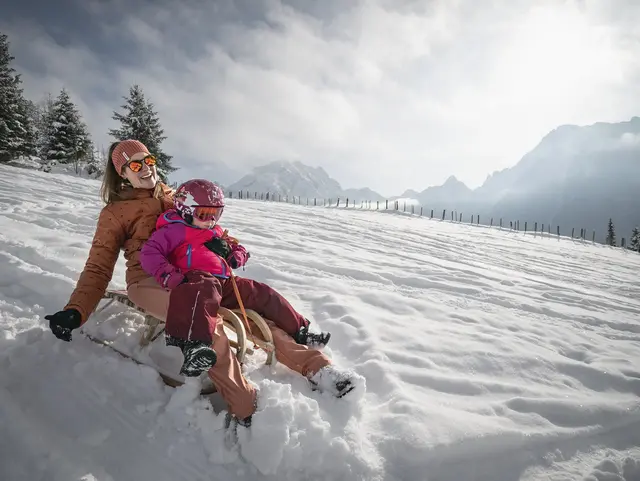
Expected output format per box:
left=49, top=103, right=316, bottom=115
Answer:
left=139, top=178, right=332, bottom=377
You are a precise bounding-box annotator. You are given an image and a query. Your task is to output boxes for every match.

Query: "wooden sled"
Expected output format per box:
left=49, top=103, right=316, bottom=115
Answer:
left=85, top=289, right=276, bottom=395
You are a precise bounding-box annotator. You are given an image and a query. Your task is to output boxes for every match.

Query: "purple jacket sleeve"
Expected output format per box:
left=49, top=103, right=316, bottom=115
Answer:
left=140, top=224, right=186, bottom=289
left=226, top=240, right=250, bottom=269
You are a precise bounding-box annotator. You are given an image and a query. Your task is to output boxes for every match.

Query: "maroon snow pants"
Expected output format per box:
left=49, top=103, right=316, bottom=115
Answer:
left=165, top=270, right=309, bottom=344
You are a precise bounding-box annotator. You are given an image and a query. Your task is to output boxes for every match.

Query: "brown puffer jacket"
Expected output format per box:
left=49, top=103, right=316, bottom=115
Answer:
left=65, top=183, right=174, bottom=322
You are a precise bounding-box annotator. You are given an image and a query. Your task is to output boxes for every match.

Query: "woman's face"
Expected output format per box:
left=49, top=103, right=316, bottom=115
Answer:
left=121, top=151, right=158, bottom=189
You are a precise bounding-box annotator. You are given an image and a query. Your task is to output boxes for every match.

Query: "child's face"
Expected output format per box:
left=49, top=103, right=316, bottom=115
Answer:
left=191, top=216, right=218, bottom=229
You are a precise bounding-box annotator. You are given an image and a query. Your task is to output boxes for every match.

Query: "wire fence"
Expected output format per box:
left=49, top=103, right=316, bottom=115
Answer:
left=227, top=190, right=640, bottom=252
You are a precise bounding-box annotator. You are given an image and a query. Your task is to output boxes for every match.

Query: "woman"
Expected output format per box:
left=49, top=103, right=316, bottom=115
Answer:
left=44, top=139, right=362, bottom=427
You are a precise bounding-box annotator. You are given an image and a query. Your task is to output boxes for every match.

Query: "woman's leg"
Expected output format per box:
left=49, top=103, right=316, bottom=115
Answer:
left=127, top=276, right=171, bottom=321
left=253, top=320, right=362, bottom=399
left=207, top=321, right=257, bottom=420
left=262, top=319, right=331, bottom=377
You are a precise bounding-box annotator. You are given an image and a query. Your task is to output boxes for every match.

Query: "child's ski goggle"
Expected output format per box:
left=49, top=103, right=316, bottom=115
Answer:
left=126, top=155, right=157, bottom=172
left=193, top=206, right=224, bottom=223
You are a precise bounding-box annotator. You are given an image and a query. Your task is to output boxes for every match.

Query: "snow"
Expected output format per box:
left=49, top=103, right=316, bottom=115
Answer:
left=1, top=163, right=640, bottom=481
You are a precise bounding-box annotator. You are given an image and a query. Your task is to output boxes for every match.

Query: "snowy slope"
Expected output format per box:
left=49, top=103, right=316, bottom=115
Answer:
left=2, top=164, right=640, bottom=481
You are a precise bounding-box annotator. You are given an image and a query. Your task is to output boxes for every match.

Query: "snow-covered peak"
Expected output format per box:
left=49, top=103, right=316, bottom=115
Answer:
left=226, top=160, right=383, bottom=201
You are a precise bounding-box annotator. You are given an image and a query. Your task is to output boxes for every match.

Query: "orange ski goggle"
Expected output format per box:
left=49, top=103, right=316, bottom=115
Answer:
left=193, top=206, right=224, bottom=222
left=126, top=155, right=157, bottom=172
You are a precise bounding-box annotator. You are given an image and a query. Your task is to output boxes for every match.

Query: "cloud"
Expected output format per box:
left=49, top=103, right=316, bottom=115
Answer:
left=3, top=0, right=640, bottom=196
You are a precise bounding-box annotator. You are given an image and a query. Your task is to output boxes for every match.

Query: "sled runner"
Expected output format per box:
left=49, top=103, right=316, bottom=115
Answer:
left=83, top=289, right=276, bottom=395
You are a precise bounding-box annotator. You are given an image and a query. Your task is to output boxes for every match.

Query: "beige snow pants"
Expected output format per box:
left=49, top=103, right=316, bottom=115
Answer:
left=127, top=276, right=331, bottom=420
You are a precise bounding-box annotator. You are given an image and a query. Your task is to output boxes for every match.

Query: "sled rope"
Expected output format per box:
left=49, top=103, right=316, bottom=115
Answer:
left=225, top=260, right=259, bottom=351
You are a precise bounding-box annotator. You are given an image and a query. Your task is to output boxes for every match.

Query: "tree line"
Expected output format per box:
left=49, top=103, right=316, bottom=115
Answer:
left=0, top=32, right=175, bottom=180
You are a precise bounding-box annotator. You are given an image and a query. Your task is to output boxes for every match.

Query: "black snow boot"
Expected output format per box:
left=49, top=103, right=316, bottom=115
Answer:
left=166, top=335, right=217, bottom=377
left=294, top=324, right=331, bottom=347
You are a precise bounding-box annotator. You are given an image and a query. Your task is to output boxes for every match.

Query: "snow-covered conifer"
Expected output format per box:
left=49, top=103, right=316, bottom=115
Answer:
left=0, top=33, right=36, bottom=162
left=109, top=84, right=175, bottom=181
left=41, top=88, right=93, bottom=172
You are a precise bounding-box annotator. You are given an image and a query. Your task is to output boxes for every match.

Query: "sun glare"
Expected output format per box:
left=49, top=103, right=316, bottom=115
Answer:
left=495, top=5, right=622, bottom=104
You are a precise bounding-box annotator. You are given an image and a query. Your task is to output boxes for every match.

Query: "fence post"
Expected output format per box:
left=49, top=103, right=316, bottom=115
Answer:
left=517, top=220, right=520, bottom=231
left=377, top=201, right=380, bottom=210
left=490, top=218, right=493, bottom=227
left=386, top=200, right=388, bottom=210
left=622, top=237, right=626, bottom=248
left=431, top=209, right=433, bottom=219
left=477, top=215, right=480, bottom=225
left=404, top=202, right=406, bottom=212
left=412, top=205, right=415, bottom=214
left=442, top=209, right=446, bottom=220
left=420, top=207, right=423, bottom=216
left=571, top=227, right=574, bottom=238
left=524, top=222, right=527, bottom=233
left=500, top=218, right=503, bottom=228
left=592, top=230, right=595, bottom=243
left=541, top=224, right=544, bottom=237
left=459, top=213, right=462, bottom=222
left=471, top=215, right=474, bottom=224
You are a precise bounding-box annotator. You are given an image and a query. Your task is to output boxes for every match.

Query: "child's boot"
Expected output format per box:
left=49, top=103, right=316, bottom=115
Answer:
left=294, top=322, right=331, bottom=347
left=166, top=334, right=217, bottom=377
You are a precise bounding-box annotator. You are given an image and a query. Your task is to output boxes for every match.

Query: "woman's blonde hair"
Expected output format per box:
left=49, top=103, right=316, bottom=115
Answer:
left=100, top=141, right=164, bottom=204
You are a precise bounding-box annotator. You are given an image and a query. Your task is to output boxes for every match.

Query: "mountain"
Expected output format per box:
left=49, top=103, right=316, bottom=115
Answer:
left=343, top=187, right=386, bottom=202
left=405, top=117, right=640, bottom=242
left=404, top=175, right=473, bottom=211
left=479, top=117, right=640, bottom=242
left=226, top=160, right=384, bottom=201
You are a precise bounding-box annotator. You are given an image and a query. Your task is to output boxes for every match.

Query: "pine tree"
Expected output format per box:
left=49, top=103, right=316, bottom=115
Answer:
left=41, top=88, right=93, bottom=171
left=606, top=218, right=616, bottom=246
left=18, top=96, right=37, bottom=157
left=108, top=84, right=175, bottom=181
left=631, top=227, right=640, bottom=253
left=29, top=92, right=55, bottom=159
left=0, top=32, right=36, bottom=162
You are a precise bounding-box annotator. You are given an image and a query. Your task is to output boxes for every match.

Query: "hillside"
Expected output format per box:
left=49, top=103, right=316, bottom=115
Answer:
left=2, top=164, right=640, bottom=481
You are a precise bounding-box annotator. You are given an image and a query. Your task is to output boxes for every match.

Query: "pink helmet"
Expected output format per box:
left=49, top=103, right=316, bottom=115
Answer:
left=174, top=179, right=225, bottom=224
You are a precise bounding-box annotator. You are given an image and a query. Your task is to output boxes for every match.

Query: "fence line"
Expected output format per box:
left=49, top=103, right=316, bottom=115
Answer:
left=226, top=190, right=639, bottom=252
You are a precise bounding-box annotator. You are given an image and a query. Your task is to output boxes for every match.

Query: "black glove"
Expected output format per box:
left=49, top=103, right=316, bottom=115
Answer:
left=45, top=308, right=82, bottom=342
left=204, top=237, right=231, bottom=258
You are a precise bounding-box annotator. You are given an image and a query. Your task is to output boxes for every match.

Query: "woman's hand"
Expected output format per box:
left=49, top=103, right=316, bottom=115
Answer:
left=44, top=309, right=82, bottom=341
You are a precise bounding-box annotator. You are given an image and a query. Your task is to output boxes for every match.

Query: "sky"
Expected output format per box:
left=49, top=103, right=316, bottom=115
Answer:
left=2, top=0, right=640, bottom=196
